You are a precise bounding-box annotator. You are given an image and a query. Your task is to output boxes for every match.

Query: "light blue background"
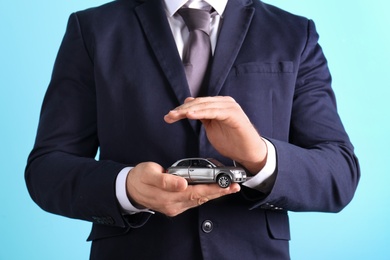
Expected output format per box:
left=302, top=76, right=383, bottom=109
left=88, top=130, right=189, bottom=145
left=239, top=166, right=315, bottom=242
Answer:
left=1, top=0, right=389, bottom=259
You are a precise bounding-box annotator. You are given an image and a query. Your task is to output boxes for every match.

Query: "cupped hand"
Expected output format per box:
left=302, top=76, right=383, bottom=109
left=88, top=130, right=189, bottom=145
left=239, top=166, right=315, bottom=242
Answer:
left=126, top=162, right=240, bottom=217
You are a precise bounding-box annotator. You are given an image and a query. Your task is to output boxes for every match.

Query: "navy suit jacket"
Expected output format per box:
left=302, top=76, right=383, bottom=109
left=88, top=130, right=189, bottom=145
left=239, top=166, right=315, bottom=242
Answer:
left=26, top=0, right=360, bottom=259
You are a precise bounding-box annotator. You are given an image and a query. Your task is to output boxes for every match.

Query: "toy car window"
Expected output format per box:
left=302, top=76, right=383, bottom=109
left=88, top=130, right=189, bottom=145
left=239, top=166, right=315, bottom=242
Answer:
left=177, top=160, right=190, bottom=167
left=190, top=160, right=200, bottom=167
left=198, top=160, right=211, bottom=168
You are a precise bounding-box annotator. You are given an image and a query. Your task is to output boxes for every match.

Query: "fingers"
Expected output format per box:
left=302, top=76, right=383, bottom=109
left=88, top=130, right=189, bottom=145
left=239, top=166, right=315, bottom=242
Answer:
left=164, top=96, right=246, bottom=124
left=162, top=183, right=241, bottom=217
left=187, top=183, right=241, bottom=207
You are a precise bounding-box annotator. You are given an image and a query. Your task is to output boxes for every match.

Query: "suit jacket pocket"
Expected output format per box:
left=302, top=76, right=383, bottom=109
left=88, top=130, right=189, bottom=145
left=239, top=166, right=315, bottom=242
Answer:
left=234, top=61, right=294, bottom=75
left=265, top=210, right=291, bottom=241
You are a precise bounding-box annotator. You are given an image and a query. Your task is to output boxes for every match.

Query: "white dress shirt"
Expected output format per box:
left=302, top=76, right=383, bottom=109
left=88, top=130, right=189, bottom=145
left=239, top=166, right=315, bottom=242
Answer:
left=116, top=0, right=277, bottom=214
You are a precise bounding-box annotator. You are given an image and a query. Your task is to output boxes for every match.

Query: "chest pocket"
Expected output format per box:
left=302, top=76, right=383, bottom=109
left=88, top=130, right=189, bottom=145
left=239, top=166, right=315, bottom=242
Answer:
left=234, top=61, right=294, bottom=75
left=222, top=61, right=296, bottom=141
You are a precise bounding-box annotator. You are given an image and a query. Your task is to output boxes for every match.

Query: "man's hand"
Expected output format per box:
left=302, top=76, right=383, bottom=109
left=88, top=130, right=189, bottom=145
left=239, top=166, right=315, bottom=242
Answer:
left=126, top=162, right=240, bottom=217
left=164, top=96, right=267, bottom=174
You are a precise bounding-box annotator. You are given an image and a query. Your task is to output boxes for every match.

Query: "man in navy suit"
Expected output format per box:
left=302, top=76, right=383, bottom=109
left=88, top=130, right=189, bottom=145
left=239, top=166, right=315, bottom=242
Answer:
left=25, top=0, right=360, bottom=259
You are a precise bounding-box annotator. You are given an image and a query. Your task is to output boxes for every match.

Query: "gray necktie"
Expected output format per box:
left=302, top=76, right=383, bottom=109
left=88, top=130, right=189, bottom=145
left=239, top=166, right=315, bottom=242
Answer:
left=178, top=8, right=212, bottom=97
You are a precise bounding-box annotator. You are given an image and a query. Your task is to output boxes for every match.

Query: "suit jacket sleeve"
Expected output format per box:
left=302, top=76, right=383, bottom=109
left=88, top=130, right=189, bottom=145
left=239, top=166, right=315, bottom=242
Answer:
left=243, top=19, right=360, bottom=213
left=24, top=13, right=147, bottom=228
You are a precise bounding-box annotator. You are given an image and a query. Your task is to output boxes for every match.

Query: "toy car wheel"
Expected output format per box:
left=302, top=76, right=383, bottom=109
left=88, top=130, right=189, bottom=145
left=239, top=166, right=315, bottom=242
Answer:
left=217, top=174, right=231, bottom=188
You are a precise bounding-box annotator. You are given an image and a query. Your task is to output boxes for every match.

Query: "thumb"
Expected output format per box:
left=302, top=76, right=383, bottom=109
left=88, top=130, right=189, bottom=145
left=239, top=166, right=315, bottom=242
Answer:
left=157, top=171, right=188, bottom=192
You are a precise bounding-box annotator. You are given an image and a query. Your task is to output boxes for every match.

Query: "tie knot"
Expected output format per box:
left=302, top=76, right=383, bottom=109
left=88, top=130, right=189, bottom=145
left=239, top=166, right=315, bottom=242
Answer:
left=178, top=8, right=211, bottom=34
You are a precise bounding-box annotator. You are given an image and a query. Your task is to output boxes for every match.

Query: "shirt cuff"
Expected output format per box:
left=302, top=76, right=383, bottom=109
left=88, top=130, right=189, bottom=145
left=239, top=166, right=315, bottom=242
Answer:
left=242, top=138, right=277, bottom=193
left=116, top=167, right=155, bottom=215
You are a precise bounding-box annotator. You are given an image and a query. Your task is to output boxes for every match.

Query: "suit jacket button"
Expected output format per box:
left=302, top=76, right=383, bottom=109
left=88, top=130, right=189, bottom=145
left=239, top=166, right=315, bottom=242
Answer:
left=202, top=220, right=213, bottom=233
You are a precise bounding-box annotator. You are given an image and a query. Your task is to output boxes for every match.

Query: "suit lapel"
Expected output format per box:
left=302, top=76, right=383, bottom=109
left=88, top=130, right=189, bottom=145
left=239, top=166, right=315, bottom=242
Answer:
left=207, top=0, right=255, bottom=96
left=135, top=0, right=191, bottom=105
left=135, top=0, right=201, bottom=134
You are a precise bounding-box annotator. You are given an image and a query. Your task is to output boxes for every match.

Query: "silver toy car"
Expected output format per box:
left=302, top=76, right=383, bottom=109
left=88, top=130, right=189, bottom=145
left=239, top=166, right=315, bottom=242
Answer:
left=167, top=158, right=247, bottom=188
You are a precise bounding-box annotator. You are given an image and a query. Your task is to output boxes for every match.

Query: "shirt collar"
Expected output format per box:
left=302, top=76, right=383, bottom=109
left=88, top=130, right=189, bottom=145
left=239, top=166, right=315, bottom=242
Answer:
left=164, top=0, right=228, bottom=17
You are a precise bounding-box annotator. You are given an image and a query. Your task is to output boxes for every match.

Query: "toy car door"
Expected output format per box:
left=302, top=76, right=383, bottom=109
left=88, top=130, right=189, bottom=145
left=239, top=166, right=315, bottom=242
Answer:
left=188, top=159, right=214, bottom=183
